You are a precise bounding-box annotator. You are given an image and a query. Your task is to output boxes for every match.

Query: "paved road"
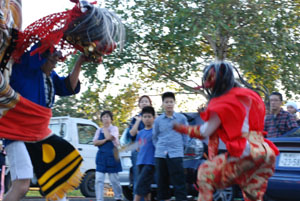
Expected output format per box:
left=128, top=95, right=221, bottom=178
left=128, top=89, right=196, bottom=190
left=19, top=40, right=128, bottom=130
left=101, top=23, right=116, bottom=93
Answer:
left=22, top=198, right=244, bottom=201
left=22, top=197, right=116, bottom=201
left=22, top=197, right=245, bottom=201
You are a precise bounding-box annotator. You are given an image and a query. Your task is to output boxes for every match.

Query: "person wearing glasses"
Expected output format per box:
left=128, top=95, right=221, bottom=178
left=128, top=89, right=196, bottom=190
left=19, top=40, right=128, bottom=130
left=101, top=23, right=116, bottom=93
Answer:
left=264, top=92, right=298, bottom=138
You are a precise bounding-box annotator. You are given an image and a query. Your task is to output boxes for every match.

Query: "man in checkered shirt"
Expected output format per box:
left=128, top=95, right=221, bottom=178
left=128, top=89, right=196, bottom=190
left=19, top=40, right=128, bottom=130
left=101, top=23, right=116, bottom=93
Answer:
left=264, top=92, right=298, bottom=138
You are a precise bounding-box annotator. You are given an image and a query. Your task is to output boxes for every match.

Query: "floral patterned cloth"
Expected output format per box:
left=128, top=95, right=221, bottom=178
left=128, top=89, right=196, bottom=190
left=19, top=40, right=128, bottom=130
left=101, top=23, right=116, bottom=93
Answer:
left=0, top=0, right=22, bottom=62
left=197, top=131, right=276, bottom=201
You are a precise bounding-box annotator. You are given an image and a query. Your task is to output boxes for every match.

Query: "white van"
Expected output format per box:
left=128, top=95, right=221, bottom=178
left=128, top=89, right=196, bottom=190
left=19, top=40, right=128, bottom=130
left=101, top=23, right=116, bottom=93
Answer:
left=49, top=116, right=132, bottom=197
left=49, top=116, right=99, bottom=197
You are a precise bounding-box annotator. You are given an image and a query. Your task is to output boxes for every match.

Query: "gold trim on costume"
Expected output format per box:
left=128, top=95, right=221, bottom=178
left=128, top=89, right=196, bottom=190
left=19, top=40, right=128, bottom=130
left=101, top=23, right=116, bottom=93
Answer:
left=41, top=157, right=82, bottom=192
left=38, top=149, right=80, bottom=185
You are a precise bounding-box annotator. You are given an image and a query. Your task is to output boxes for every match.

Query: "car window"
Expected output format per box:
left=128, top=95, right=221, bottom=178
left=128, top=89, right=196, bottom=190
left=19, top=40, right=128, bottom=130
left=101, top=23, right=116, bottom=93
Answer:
left=49, top=123, right=66, bottom=138
left=284, top=127, right=300, bottom=137
left=182, top=112, right=204, bottom=126
left=77, top=123, right=97, bottom=144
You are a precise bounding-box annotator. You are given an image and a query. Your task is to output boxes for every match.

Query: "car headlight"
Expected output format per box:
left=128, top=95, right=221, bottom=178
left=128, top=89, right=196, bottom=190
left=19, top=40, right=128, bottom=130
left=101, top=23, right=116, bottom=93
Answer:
left=184, top=138, right=204, bottom=160
left=193, top=139, right=204, bottom=159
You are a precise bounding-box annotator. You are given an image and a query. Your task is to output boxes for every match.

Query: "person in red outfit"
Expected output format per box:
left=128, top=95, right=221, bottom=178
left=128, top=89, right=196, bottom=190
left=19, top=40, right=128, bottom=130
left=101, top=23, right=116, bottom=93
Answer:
left=174, top=61, right=279, bottom=201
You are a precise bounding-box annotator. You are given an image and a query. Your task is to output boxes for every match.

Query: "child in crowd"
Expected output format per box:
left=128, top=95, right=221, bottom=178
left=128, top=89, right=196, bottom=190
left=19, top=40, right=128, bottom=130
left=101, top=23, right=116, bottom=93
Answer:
left=152, top=92, right=188, bottom=201
left=128, top=95, right=152, bottom=196
left=285, top=101, right=300, bottom=125
left=134, top=106, right=156, bottom=201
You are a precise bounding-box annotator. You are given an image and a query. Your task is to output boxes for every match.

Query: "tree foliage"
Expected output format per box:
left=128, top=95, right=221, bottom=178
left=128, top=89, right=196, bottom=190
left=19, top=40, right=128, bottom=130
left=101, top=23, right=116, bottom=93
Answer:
left=52, top=82, right=140, bottom=131
left=100, top=0, right=299, bottom=98
left=53, top=0, right=300, bottom=127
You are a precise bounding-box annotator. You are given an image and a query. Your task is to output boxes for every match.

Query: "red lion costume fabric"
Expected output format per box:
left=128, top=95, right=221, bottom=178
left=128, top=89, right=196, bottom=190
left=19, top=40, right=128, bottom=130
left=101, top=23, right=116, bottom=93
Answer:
left=174, top=61, right=278, bottom=201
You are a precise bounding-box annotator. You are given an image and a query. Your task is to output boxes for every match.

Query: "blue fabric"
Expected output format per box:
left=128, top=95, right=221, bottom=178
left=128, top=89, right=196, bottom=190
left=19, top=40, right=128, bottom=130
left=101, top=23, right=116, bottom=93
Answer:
left=5, top=45, right=80, bottom=146
left=10, top=46, right=80, bottom=107
left=136, top=128, right=155, bottom=166
left=120, top=127, right=131, bottom=146
left=127, top=113, right=145, bottom=141
left=152, top=112, right=188, bottom=158
left=131, top=149, right=138, bottom=192
left=95, top=131, right=122, bottom=173
left=0, top=151, right=5, bottom=167
left=127, top=114, right=146, bottom=201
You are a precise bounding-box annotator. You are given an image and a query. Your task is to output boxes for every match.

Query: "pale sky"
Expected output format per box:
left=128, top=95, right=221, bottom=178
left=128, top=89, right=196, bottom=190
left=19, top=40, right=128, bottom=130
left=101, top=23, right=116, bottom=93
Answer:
left=22, top=0, right=75, bottom=29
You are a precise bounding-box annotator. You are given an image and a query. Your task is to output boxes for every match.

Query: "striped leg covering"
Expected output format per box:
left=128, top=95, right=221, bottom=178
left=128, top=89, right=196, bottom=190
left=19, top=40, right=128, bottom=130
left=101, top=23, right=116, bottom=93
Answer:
left=26, top=135, right=83, bottom=201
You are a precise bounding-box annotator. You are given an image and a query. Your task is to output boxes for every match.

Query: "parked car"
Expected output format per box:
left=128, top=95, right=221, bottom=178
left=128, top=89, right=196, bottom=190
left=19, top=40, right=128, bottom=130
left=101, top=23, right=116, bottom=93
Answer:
left=120, top=113, right=300, bottom=201
left=119, top=112, right=240, bottom=201
left=264, top=127, right=300, bottom=201
left=49, top=117, right=99, bottom=197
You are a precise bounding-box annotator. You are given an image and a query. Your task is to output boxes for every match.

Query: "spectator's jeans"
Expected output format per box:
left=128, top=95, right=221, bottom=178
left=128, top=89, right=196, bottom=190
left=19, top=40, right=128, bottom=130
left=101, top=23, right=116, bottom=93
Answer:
left=131, top=150, right=138, bottom=190
left=95, top=172, right=123, bottom=201
left=156, top=157, right=187, bottom=201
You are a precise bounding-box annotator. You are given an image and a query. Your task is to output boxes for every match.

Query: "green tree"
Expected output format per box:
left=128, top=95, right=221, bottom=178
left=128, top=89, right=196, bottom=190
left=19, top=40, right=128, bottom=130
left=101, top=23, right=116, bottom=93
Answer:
left=52, top=96, right=81, bottom=118
left=100, top=0, right=299, bottom=98
left=98, top=83, right=140, bottom=129
left=76, top=83, right=140, bottom=128
left=52, top=82, right=141, bottom=132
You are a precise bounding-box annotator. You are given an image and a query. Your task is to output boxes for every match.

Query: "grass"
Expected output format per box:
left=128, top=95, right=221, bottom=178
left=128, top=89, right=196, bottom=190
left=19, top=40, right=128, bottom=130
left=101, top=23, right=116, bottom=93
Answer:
left=26, top=188, right=84, bottom=197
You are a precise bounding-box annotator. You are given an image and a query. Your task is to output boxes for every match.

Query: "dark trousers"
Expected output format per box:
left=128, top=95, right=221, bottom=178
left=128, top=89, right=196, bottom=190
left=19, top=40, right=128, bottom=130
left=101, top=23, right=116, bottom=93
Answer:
left=131, top=150, right=145, bottom=201
left=131, top=150, right=138, bottom=189
left=155, top=156, right=187, bottom=201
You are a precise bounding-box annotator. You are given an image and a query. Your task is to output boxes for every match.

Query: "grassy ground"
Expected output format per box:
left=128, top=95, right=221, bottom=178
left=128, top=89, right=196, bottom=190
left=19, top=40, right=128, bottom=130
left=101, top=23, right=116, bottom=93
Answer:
left=26, top=189, right=84, bottom=197
left=26, top=186, right=114, bottom=197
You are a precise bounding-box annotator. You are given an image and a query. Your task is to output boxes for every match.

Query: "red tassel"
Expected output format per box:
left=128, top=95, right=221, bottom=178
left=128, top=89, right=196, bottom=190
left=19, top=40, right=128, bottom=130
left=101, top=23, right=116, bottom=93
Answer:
left=12, top=3, right=84, bottom=60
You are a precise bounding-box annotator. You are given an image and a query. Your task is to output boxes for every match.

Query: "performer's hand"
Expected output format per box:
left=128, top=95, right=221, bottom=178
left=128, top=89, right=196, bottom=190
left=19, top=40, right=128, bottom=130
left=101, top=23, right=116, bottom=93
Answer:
left=78, top=54, right=90, bottom=63
left=173, top=123, right=189, bottom=134
left=197, top=104, right=207, bottom=113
